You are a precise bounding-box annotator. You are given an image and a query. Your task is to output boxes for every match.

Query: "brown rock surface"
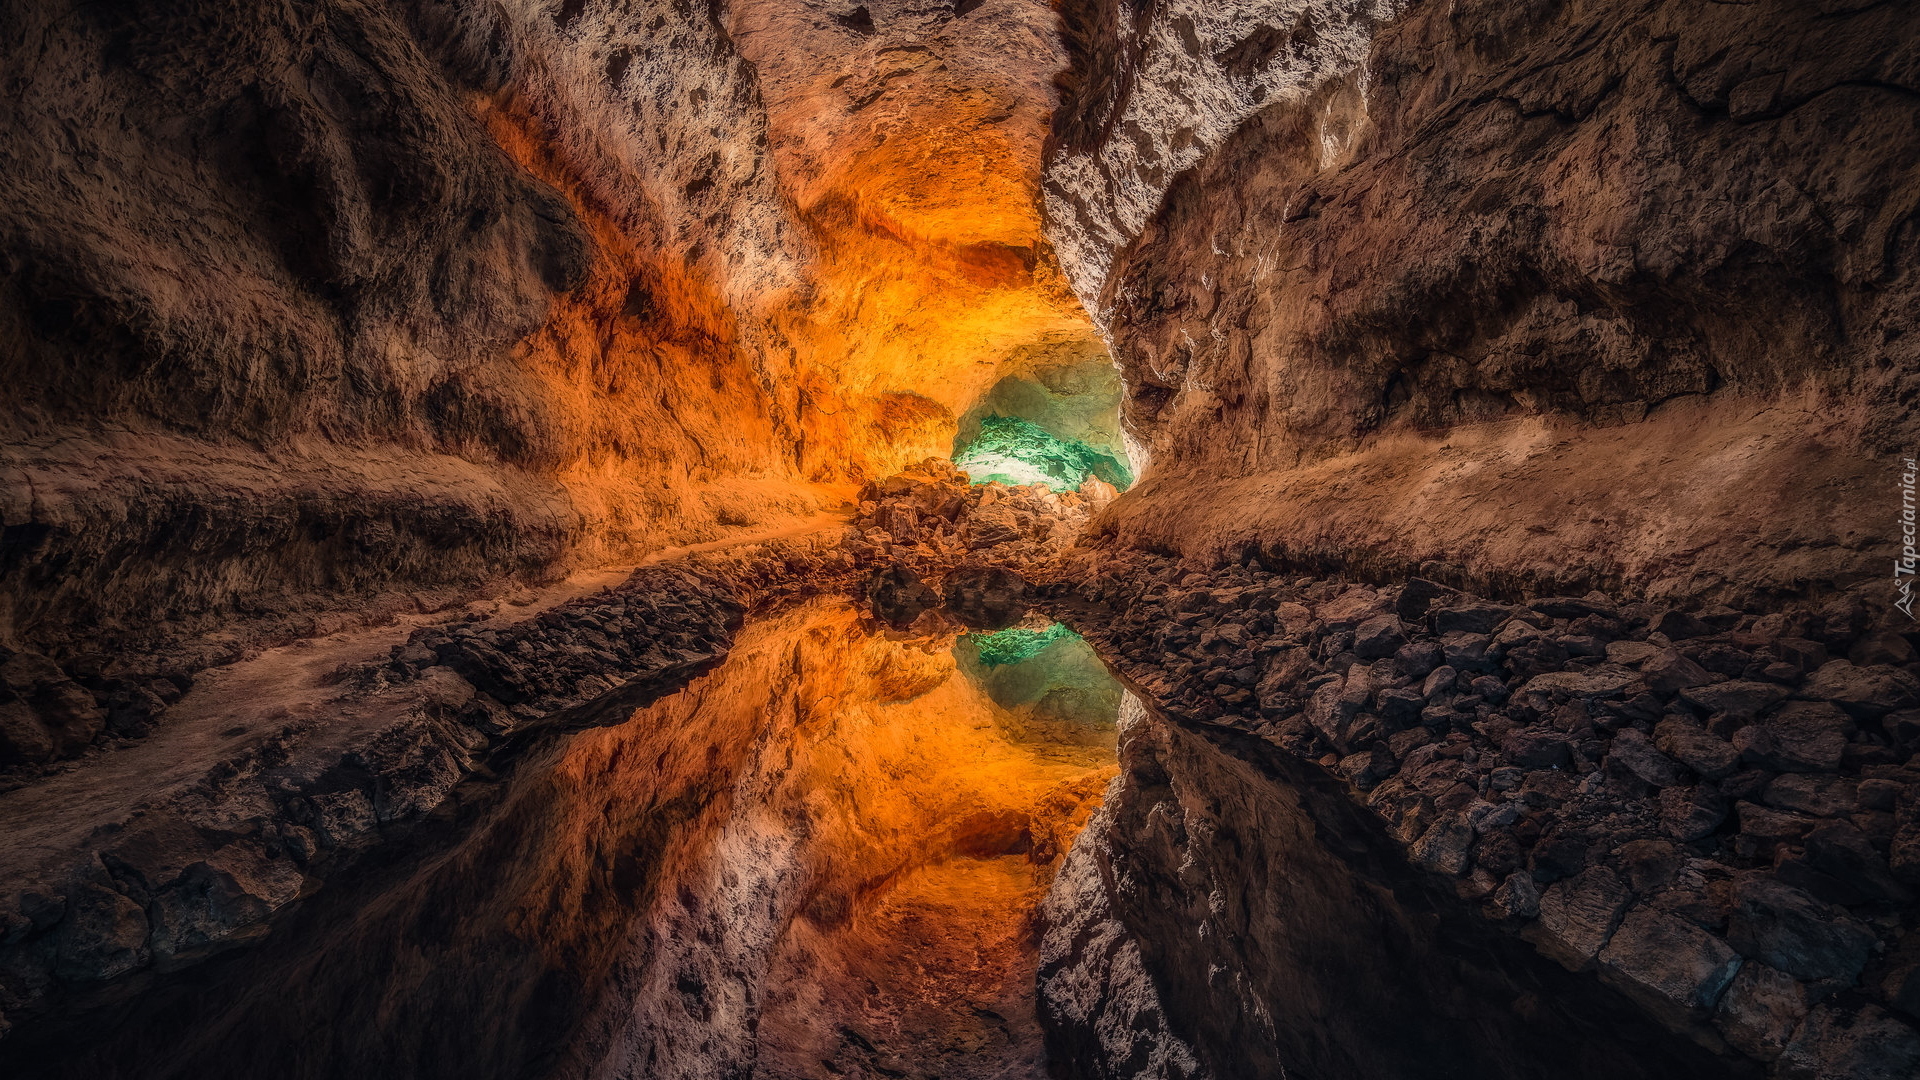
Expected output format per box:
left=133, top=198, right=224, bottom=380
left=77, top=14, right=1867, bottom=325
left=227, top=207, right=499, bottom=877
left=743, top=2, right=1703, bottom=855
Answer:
left=1050, top=0, right=1920, bottom=609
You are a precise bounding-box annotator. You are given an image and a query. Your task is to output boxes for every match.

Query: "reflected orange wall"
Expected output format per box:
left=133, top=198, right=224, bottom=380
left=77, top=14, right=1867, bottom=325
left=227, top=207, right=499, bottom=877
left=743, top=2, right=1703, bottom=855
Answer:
left=520, top=601, right=1117, bottom=1072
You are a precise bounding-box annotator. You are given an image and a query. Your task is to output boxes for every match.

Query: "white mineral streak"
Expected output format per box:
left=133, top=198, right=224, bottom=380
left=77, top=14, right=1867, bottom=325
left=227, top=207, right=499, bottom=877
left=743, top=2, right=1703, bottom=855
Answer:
left=1042, top=0, right=1401, bottom=321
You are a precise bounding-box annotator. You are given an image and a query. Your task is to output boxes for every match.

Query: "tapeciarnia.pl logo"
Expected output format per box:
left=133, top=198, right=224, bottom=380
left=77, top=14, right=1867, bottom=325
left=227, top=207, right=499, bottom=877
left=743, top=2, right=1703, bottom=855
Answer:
left=1900, top=457, right=1918, bottom=620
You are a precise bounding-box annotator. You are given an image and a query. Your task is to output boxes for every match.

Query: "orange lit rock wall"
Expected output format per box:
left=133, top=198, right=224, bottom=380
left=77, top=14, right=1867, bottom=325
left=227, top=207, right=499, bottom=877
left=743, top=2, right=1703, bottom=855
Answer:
left=0, top=0, right=1104, bottom=659
left=731, top=0, right=1107, bottom=479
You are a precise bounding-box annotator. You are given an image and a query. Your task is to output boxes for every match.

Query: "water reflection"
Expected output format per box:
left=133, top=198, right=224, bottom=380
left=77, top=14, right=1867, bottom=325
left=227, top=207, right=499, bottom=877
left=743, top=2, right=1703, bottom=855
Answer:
left=17, top=601, right=1119, bottom=1080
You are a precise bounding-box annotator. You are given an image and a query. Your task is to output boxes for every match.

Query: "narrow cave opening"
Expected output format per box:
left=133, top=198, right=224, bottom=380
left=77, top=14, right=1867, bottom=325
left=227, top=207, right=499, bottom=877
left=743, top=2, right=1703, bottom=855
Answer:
left=950, top=335, right=1134, bottom=492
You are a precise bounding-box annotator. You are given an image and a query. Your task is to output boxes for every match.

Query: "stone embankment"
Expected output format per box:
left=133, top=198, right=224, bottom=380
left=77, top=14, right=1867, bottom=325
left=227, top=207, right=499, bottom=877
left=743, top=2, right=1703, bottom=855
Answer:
left=0, top=537, right=859, bottom=1040
left=1042, top=553, right=1920, bottom=1076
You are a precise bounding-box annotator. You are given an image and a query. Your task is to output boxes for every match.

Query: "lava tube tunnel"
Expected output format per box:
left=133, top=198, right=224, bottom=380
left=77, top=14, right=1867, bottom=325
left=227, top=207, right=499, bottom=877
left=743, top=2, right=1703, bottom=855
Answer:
left=1, top=1, right=1918, bottom=1079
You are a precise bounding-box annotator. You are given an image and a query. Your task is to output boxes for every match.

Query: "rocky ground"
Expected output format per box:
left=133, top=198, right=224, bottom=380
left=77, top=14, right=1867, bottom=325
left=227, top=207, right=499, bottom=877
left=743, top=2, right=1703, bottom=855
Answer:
left=1037, top=550, right=1920, bottom=1077
left=842, top=458, right=1117, bottom=631
left=0, top=531, right=864, bottom=1043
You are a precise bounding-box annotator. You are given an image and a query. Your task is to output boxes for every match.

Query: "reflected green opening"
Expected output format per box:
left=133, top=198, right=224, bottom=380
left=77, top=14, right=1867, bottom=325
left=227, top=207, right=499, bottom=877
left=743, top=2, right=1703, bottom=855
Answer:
left=952, top=415, right=1133, bottom=491
left=953, top=622, right=1122, bottom=751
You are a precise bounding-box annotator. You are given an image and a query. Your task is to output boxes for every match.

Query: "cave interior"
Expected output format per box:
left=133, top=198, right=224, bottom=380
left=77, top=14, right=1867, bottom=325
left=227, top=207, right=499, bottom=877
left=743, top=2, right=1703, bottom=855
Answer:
left=1, top=0, right=1919, bottom=1078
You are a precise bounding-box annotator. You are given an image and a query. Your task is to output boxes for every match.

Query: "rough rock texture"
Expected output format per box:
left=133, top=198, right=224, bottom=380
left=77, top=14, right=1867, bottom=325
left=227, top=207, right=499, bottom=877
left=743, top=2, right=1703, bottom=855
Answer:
left=0, top=0, right=1110, bottom=738
left=731, top=0, right=1109, bottom=480
left=1044, top=0, right=1401, bottom=316
left=1040, top=692, right=1753, bottom=1080
left=1048, top=0, right=1920, bottom=609
left=0, top=0, right=829, bottom=671
left=1041, top=553, right=1920, bottom=1078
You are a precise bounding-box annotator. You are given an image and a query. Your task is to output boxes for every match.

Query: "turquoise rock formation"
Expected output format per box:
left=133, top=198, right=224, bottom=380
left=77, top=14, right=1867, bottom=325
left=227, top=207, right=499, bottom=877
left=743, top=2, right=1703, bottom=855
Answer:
left=952, top=415, right=1133, bottom=491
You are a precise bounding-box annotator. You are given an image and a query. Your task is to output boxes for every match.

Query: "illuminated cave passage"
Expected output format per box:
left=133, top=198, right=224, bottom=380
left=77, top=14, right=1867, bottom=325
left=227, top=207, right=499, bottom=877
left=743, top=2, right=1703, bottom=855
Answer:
left=3, top=1, right=1920, bottom=1079
left=951, top=337, right=1134, bottom=491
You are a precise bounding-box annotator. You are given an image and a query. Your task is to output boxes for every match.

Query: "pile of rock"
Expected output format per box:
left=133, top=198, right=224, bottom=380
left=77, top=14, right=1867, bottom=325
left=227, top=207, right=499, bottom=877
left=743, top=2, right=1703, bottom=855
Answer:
left=1050, top=555, right=1920, bottom=1075
left=843, top=458, right=1114, bottom=579
left=843, top=458, right=1119, bottom=636
left=365, top=565, right=746, bottom=733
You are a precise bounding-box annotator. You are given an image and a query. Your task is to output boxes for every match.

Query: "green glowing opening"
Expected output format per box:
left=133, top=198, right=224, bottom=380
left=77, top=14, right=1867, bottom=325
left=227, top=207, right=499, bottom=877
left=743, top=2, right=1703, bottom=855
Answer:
left=952, top=415, right=1133, bottom=491
left=965, top=622, right=1082, bottom=667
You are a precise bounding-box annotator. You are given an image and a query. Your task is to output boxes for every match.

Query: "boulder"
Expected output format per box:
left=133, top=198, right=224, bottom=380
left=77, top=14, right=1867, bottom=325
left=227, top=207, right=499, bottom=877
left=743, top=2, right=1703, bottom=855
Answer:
left=147, top=844, right=304, bottom=965
left=1525, top=866, right=1631, bottom=971
left=1429, top=602, right=1512, bottom=635
left=1605, top=640, right=1663, bottom=666
left=1440, top=633, right=1494, bottom=672
left=1336, top=745, right=1397, bottom=790
left=1774, top=1004, right=1920, bottom=1080
left=1409, top=815, right=1476, bottom=876
left=865, top=564, right=938, bottom=628
left=1352, top=614, right=1408, bottom=660
left=1775, top=822, right=1913, bottom=906
left=1653, top=719, right=1740, bottom=780
left=1714, top=961, right=1809, bottom=1062
left=1641, top=649, right=1715, bottom=696
left=1735, top=802, right=1817, bottom=859
left=1660, top=785, right=1729, bottom=842
left=1395, top=577, right=1453, bottom=620
left=1737, top=701, right=1853, bottom=773
left=1419, top=665, right=1458, bottom=699
left=1615, top=839, right=1682, bottom=892
left=1773, top=637, right=1830, bottom=675
left=1607, top=728, right=1687, bottom=788
left=1393, top=640, right=1444, bottom=678
left=962, top=501, right=1026, bottom=546
left=1304, top=679, right=1360, bottom=753
left=29, top=681, right=106, bottom=757
left=941, top=565, right=1028, bottom=630
left=1850, top=630, right=1917, bottom=667
left=1502, top=728, right=1574, bottom=770
left=1762, top=774, right=1859, bottom=818
left=1653, top=610, right=1713, bottom=640
left=1801, top=660, right=1920, bottom=719
left=1519, top=669, right=1637, bottom=699
left=0, top=699, right=55, bottom=765
left=1597, top=907, right=1744, bottom=1028
left=1468, top=675, right=1509, bottom=702
left=1377, top=688, right=1425, bottom=726
left=53, top=884, right=150, bottom=982
left=1726, top=878, right=1877, bottom=982
left=1489, top=871, right=1541, bottom=919
left=1679, top=680, right=1789, bottom=722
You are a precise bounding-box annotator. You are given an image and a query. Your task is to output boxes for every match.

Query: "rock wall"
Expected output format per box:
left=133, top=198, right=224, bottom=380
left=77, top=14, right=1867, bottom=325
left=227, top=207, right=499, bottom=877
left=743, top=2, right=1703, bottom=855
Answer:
left=1046, top=0, right=1920, bottom=609
left=1042, top=696, right=1756, bottom=1080
left=729, top=0, right=1105, bottom=480
left=0, top=0, right=817, bottom=670
left=0, top=0, right=1106, bottom=765
left=1037, top=552, right=1920, bottom=1078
